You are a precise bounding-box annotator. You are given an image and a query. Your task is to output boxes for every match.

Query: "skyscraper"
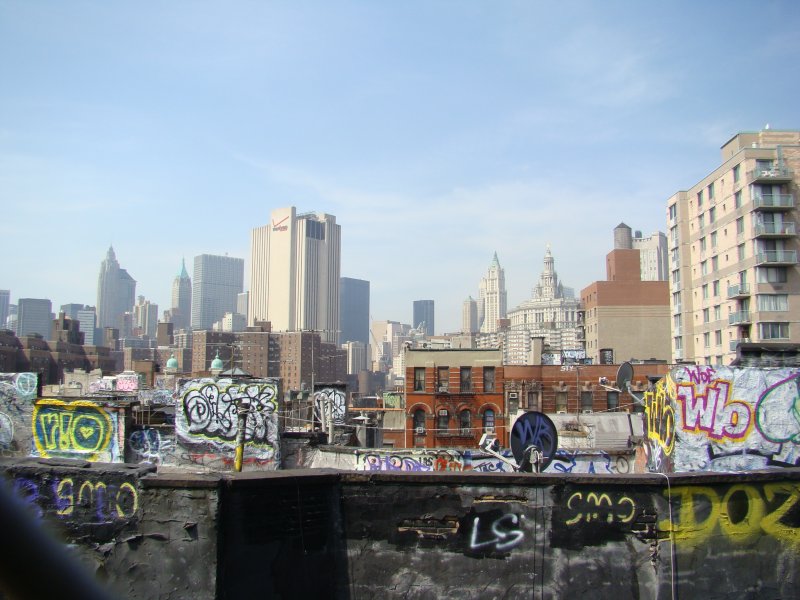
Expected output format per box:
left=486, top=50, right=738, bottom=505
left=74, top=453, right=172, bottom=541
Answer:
left=60, top=304, right=97, bottom=346
left=478, top=252, right=507, bottom=333
left=462, top=296, right=478, bottom=334
left=667, top=128, right=800, bottom=364
left=170, top=258, right=192, bottom=331
left=96, top=246, right=136, bottom=330
left=412, top=300, right=434, bottom=336
left=133, top=296, right=159, bottom=338
left=16, top=298, right=52, bottom=338
left=249, top=207, right=341, bottom=343
left=0, top=290, right=9, bottom=330
left=340, top=277, right=370, bottom=345
left=192, top=254, right=245, bottom=331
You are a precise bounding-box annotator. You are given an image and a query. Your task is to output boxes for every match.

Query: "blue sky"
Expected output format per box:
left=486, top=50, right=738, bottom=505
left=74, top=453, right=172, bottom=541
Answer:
left=2, top=1, right=799, bottom=334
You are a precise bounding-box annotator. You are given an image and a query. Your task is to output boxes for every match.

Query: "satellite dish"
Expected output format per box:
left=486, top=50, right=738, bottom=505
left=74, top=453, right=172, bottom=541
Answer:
left=615, top=361, right=634, bottom=393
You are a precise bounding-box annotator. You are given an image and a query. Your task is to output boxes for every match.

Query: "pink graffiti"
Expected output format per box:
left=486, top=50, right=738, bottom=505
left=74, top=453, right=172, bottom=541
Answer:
left=677, top=380, right=752, bottom=441
left=684, top=365, right=717, bottom=385
left=115, top=377, right=139, bottom=392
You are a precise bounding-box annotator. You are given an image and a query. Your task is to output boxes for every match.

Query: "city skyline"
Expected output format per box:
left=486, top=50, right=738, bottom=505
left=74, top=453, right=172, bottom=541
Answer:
left=2, top=2, right=799, bottom=333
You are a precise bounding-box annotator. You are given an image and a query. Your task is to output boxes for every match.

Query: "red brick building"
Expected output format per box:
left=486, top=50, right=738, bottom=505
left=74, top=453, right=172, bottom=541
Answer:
left=404, top=348, right=504, bottom=449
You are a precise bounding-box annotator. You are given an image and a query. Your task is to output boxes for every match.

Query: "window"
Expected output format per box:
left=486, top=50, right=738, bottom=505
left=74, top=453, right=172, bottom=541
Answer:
left=698, top=213, right=705, bottom=229
left=714, top=305, right=722, bottom=321
left=733, top=164, right=740, bottom=184
left=414, top=367, right=425, bottom=391
left=757, top=266, right=788, bottom=283
left=672, top=270, right=680, bottom=285
left=715, top=330, right=722, bottom=346
left=736, top=217, right=744, bottom=235
left=483, top=367, right=496, bottom=392
left=555, top=391, right=568, bottom=412
left=712, top=280, right=720, bottom=297
left=580, top=391, right=593, bottom=412
left=711, top=256, right=719, bottom=271
left=710, top=231, right=717, bottom=248
left=460, top=367, right=472, bottom=392
left=708, top=182, right=715, bottom=200
left=737, top=244, right=746, bottom=261
left=413, top=409, right=426, bottom=432
left=606, top=391, right=619, bottom=412
left=703, top=308, right=710, bottom=323
left=704, top=332, right=711, bottom=347
left=437, top=409, right=450, bottom=432
left=697, top=190, right=704, bottom=208
left=735, top=190, right=742, bottom=208
left=709, top=206, right=716, bottom=223
left=701, top=260, right=708, bottom=276
left=699, top=237, right=707, bottom=252
left=482, top=409, right=495, bottom=431
left=437, top=366, right=449, bottom=392
left=759, top=322, right=789, bottom=340
left=757, top=294, right=788, bottom=311
left=669, top=204, right=677, bottom=221
left=459, top=410, right=471, bottom=434
left=702, top=284, right=709, bottom=299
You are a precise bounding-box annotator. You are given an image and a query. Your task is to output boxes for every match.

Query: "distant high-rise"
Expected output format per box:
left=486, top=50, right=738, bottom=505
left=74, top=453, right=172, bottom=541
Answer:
left=0, top=290, right=9, bottom=330
left=249, top=207, right=341, bottom=343
left=192, top=254, right=244, bottom=331
left=462, top=296, right=478, bottom=334
left=170, top=258, right=192, bottom=331
left=60, top=304, right=97, bottom=346
left=134, top=296, right=159, bottom=338
left=97, top=246, right=136, bottom=330
left=16, top=298, right=52, bottom=338
left=413, top=300, right=434, bottom=336
left=340, top=277, right=370, bottom=345
left=614, top=223, right=668, bottom=281
left=478, top=252, right=507, bottom=333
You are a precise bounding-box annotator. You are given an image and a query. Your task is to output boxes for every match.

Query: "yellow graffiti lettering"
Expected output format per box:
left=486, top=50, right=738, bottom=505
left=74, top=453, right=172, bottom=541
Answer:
left=565, top=491, right=637, bottom=525
left=565, top=492, right=583, bottom=526
left=32, top=400, right=113, bottom=461
left=115, top=482, right=139, bottom=518
left=761, top=483, right=800, bottom=549
left=719, top=485, right=764, bottom=545
left=56, top=478, right=74, bottom=516
left=617, top=497, right=636, bottom=524
left=644, top=380, right=675, bottom=455
left=586, top=492, right=613, bottom=523
left=661, top=486, right=720, bottom=544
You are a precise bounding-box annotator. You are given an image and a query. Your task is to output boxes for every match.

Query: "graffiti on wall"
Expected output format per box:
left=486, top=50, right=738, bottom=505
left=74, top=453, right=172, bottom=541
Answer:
left=645, top=366, right=800, bottom=472
left=128, top=427, right=175, bottom=466
left=313, top=386, right=346, bottom=426
left=0, top=373, right=37, bottom=454
left=31, top=399, right=122, bottom=462
left=176, top=378, right=279, bottom=469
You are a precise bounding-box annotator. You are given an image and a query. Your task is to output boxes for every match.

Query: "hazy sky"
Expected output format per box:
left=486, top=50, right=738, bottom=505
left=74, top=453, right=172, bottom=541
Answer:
left=2, top=1, right=799, bottom=334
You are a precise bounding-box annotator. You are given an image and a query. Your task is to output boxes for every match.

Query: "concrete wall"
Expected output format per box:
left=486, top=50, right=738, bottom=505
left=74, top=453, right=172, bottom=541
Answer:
left=644, top=365, right=800, bottom=472
left=4, top=461, right=800, bottom=599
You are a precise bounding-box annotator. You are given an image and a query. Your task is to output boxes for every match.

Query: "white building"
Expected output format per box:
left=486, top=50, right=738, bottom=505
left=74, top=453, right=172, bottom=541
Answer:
left=191, top=254, right=244, bottom=331
left=249, top=207, right=341, bottom=343
left=478, top=252, right=507, bottom=333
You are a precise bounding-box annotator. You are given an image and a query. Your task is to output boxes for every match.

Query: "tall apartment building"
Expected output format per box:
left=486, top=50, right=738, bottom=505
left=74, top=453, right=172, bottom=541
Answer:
left=96, top=246, right=136, bottom=330
left=478, top=253, right=507, bottom=333
left=340, top=277, right=370, bottom=345
left=191, top=254, right=244, bottom=331
left=412, top=300, right=434, bottom=336
left=580, top=246, right=670, bottom=364
left=133, top=296, right=159, bottom=338
left=60, top=304, right=97, bottom=346
left=249, top=207, right=341, bottom=343
left=506, top=247, right=582, bottom=364
left=16, top=298, right=52, bottom=338
left=169, top=259, right=192, bottom=332
left=667, top=128, right=800, bottom=364
left=0, top=290, right=9, bottom=330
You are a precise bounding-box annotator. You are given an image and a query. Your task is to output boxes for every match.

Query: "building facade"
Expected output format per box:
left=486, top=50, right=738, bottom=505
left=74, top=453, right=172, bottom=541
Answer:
left=404, top=348, right=505, bottom=449
left=614, top=223, right=668, bottom=281
left=412, top=300, right=435, bottom=337
left=340, top=277, right=370, bottom=345
left=248, top=207, right=341, bottom=343
left=191, top=254, right=244, bottom=331
left=16, top=298, right=52, bottom=339
left=580, top=247, right=671, bottom=365
left=506, top=247, right=582, bottom=364
left=462, top=296, right=478, bottom=334
left=96, top=246, right=136, bottom=330
left=478, top=253, right=507, bottom=333
left=667, top=129, right=800, bottom=364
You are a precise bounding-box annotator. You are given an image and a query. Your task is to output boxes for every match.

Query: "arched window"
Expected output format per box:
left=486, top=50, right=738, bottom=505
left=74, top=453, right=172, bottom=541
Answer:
left=459, top=410, right=471, bottom=434
left=483, top=409, right=495, bottom=431
left=437, top=409, right=450, bottom=432
left=413, top=409, right=426, bottom=432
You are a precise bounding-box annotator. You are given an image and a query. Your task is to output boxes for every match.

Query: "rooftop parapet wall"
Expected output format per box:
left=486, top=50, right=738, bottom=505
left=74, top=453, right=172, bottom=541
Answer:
left=643, top=365, right=800, bottom=473
left=3, top=462, right=800, bottom=599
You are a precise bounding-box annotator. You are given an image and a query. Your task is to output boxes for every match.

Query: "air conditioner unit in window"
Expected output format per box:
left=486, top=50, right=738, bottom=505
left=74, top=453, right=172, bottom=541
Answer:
left=556, top=410, right=567, bottom=414
left=508, top=392, right=519, bottom=399
left=485, top=427, right=494, bottom=434
left=415, top=427, right=425, bottom=434
left=582, top=409, right=593, bottom=414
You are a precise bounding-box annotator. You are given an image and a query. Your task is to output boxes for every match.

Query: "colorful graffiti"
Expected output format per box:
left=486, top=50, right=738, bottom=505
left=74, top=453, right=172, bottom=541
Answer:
left=0, top=373, right=37, bottom=456
left=176, top=378, right=280, bottom=469
left=31, top=399, right=121, bottom=462
left=128, top=427, right=175, bottom=465
left=643, top=367, right=800, bottom=472
left=313, top=386, right=347, bottom=426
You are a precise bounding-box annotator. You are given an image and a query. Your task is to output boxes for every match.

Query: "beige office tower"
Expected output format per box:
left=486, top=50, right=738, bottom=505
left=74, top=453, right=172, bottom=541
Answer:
left=249, top=207, right=341, bottom=343
left=667, top=128, right=800, bottom=364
